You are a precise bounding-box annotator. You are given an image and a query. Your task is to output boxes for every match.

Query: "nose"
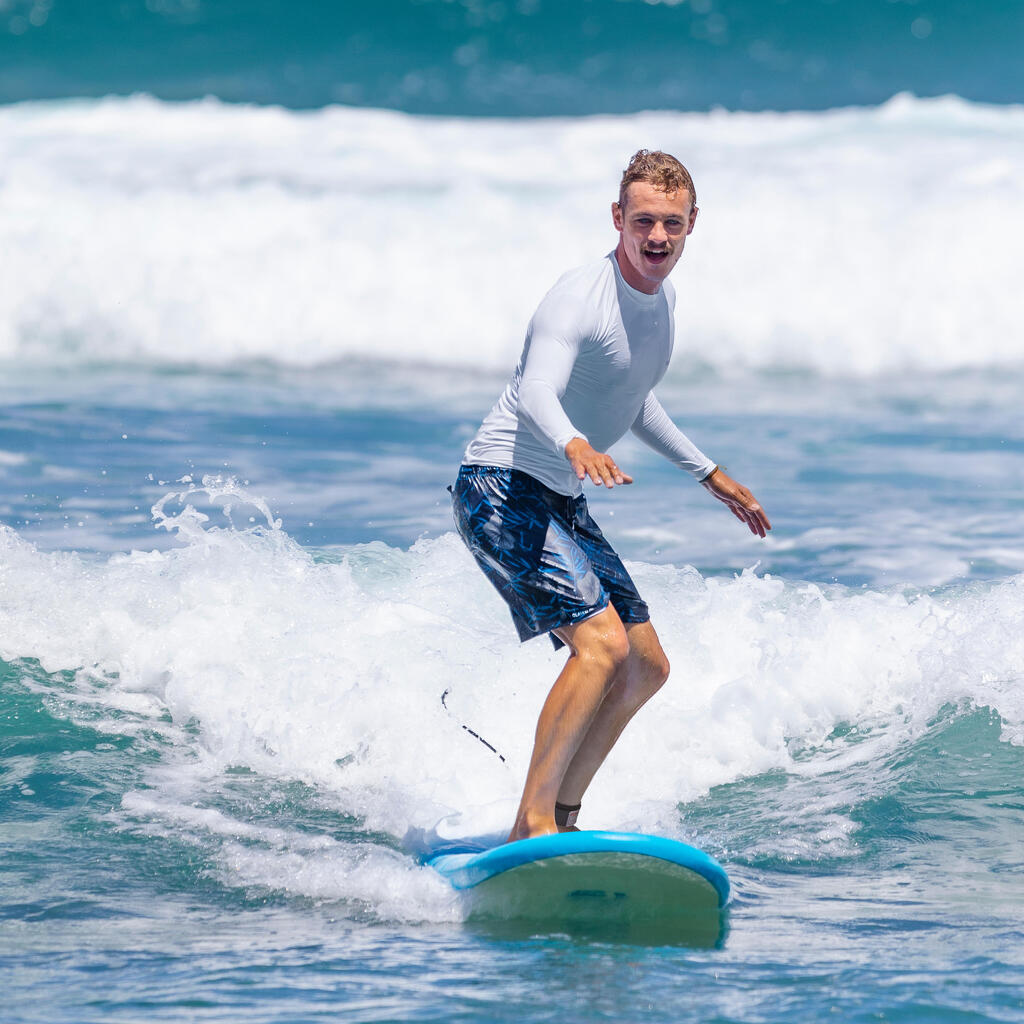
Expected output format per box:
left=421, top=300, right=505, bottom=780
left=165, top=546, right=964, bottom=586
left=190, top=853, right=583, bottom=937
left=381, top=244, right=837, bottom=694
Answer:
left=649, top=220, right=668, bottom=244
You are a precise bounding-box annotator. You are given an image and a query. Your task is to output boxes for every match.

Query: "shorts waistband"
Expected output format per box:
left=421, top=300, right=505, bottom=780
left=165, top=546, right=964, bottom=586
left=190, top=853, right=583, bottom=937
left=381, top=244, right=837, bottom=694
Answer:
left=457, top=464, right=583, bottom=518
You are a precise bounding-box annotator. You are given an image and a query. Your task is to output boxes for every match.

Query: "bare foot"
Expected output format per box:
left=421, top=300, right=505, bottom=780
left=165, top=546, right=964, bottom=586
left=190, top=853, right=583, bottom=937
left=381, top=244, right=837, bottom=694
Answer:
left=506, top=814, right=558, bottom=843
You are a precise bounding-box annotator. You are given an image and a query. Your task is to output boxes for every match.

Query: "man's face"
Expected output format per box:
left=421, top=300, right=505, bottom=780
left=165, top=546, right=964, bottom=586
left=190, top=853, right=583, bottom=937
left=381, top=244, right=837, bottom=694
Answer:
left=612, top=181, right=698, bottom=294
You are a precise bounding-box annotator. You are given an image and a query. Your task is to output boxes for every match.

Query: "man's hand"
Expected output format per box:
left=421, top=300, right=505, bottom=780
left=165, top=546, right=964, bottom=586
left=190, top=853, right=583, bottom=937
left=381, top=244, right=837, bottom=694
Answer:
left=564, top=437, right=633, bottom=488
left=702, top=467, right=771, bottom=538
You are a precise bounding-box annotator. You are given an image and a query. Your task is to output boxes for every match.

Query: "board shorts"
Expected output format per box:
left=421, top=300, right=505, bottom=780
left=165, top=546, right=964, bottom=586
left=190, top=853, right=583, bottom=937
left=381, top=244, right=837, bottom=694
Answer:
left=450, top=464, right=650, bottom=649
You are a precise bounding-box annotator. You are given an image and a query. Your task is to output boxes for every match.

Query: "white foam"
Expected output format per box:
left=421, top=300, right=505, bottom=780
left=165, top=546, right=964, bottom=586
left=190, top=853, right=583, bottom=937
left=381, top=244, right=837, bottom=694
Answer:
left=2, top=478, right=1023, bottom=912
left=2, top=94, right=1023, bottom=376
left=118, top=790, right=460, bottom=922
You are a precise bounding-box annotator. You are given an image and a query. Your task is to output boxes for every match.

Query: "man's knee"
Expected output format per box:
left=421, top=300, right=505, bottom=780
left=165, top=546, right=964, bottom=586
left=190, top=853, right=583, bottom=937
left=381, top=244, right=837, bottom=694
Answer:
left=568, top=610, right=630, bottom=674
left=644, top=646, right=670, bottom=689
left=626, top=624, right=670, bottom=690
left=589, top=624, right=631, bottom=675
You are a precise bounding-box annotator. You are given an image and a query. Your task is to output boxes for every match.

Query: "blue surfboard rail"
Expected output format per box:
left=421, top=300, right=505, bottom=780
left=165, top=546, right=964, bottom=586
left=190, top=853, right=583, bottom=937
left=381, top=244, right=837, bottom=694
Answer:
left=428, top=830, right=730, bottom=908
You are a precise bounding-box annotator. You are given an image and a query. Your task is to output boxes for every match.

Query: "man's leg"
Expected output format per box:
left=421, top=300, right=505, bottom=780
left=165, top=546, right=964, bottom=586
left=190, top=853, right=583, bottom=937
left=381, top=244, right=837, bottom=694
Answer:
left=555, top=620, right=670, bottom=817
left=507, top=605, right=629, bottom=842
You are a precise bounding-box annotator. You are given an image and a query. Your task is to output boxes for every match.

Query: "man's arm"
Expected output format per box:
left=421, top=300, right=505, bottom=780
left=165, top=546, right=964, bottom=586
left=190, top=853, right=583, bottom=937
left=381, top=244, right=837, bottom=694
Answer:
left=630, top=392, right=716, bottom=479
left=518, top=297, right=632, bottom=488
left=517, top=303, right=587, bottom=457
left=631, top=393, right=771, bottom=537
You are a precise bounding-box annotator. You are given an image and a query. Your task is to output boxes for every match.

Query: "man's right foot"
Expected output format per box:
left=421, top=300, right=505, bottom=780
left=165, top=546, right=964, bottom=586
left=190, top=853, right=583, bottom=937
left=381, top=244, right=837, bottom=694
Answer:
left=506, top=813, right=558, bottom=843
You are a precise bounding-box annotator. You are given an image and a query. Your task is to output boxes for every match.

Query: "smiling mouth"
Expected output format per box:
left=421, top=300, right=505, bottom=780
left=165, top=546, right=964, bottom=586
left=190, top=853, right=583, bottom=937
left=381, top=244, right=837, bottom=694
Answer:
left=642, top=248, right=670, bottom=264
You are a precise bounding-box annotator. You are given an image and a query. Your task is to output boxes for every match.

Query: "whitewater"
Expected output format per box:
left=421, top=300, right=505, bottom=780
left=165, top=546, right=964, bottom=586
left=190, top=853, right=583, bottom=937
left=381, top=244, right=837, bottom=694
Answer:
left=2, top=93, right=1023, bottom=374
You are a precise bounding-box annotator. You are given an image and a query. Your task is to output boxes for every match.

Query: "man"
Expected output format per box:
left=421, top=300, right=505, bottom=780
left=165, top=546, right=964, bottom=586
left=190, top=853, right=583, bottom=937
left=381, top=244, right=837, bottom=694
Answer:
left=451, top=150, right=771, bottom=842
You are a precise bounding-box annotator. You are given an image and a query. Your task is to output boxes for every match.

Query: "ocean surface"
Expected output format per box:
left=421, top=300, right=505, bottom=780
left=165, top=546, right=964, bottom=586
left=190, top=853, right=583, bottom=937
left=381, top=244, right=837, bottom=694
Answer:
left=3, top=2, right=1024, bottom=1022
left=3, top=0, right=1024, bottom=113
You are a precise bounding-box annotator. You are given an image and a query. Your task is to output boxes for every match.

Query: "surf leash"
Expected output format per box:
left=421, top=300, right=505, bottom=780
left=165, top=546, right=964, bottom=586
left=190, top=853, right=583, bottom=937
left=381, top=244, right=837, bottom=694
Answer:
left=440, top=688, right=507, bottom=763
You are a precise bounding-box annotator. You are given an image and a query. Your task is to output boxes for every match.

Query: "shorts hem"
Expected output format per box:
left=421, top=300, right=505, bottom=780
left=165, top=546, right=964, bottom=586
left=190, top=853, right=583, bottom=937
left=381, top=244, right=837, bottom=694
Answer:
left=520, top=600, right=652, bottom=652
left=515, top=597, right=612, bottom=647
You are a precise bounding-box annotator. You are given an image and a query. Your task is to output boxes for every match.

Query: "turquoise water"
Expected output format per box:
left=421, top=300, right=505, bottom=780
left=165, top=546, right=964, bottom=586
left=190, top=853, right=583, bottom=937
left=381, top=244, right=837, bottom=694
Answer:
left=3, top=362, right=1024, bottom=1021
left=3, top=647, right=1024, bottom=1021
left=3, top=2, right=1024, bottom=1021
left=2, top=0, right=1023, bottom=112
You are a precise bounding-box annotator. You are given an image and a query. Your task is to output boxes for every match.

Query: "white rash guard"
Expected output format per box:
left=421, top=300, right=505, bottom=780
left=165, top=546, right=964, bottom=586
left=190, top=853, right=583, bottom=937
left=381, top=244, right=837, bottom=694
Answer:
left=463, top=252, right=717, bottom=497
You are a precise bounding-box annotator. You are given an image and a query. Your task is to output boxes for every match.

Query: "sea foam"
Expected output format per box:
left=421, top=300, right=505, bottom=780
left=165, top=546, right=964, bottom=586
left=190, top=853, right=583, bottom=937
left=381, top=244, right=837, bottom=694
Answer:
left=2, top=94, right=1022, bottom=376
left=2, top=478, right=1022, bottom=877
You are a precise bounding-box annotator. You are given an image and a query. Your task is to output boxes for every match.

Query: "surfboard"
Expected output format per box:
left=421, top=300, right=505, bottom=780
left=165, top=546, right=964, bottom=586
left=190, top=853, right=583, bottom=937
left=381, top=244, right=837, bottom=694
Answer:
left=427, top=830, right=729, bottom=930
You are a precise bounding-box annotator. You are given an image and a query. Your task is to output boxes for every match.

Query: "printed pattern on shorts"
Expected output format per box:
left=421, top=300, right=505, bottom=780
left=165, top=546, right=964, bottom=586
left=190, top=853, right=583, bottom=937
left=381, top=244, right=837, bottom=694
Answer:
left=451, top=464, right=649, bottom=646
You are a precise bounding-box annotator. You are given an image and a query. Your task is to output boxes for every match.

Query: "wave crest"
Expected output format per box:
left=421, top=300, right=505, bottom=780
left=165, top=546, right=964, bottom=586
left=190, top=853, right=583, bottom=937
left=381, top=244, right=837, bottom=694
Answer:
left=2, top=93, right=1023, bottom=375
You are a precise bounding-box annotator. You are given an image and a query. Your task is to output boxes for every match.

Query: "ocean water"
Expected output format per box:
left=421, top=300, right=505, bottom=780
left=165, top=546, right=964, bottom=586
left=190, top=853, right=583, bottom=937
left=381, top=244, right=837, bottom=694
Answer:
left=3, top=3, right=1024, bottom=1022
left=3, top=0, right=1024, bottom=113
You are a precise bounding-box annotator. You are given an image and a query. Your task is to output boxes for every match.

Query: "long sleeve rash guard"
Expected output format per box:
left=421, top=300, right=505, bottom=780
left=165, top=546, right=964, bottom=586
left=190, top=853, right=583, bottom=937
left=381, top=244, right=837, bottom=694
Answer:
left=463, top=252, right=716, bottom=497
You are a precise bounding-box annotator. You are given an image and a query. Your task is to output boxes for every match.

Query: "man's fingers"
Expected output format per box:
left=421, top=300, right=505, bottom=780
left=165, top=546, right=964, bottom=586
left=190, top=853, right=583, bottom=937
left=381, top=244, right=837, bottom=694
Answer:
left=709, top=476, right=771, bottom=537
left=733, top=498, right=766, bottom=537
left=566, top=443, right=633, bottom=487
left=584, top=457, right=632, bottom=487
left=742, top=504, right=769, bottom=538
left=735, top=492, right=771, bottom=536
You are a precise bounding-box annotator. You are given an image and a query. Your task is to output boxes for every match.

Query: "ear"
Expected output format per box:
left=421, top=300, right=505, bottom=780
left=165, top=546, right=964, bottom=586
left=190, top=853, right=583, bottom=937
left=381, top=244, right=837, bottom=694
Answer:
left=612, top=201, right=624, bottom=231
left=687, top=205, right=699, bottom=235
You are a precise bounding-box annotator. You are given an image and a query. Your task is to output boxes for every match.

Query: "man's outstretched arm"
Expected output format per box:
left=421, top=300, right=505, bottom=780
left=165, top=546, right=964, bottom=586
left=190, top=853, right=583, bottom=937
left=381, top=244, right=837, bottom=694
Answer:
left=629, top=394, right=770, bottom=536
left=629, top=392, right=716, bottom=480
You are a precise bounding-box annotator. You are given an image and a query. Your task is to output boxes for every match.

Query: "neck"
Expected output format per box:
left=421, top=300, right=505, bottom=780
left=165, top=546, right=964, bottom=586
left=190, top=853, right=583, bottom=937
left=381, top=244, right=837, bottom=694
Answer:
left=614, top=242, right=661, bottom=295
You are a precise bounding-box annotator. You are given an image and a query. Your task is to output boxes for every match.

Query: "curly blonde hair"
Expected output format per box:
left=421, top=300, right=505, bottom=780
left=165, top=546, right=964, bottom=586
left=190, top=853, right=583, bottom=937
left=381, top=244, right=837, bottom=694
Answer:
left=618, top=150, right=696, bottom=209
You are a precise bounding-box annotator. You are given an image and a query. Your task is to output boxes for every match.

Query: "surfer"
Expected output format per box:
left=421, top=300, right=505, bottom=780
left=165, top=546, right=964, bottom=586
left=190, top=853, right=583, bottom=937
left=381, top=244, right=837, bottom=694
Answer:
left=451, top=150, right=771, bottom=842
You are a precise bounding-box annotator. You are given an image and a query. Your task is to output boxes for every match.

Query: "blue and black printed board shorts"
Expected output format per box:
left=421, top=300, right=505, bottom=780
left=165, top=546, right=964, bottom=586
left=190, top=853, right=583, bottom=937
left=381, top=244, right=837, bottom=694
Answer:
left=451, top=464, right=650, bottom=649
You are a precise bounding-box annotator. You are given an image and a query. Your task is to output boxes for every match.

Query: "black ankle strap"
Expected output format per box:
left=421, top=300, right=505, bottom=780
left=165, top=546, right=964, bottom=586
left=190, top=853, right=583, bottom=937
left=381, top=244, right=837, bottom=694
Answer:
left=554, top=801, right=581, bottom=828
